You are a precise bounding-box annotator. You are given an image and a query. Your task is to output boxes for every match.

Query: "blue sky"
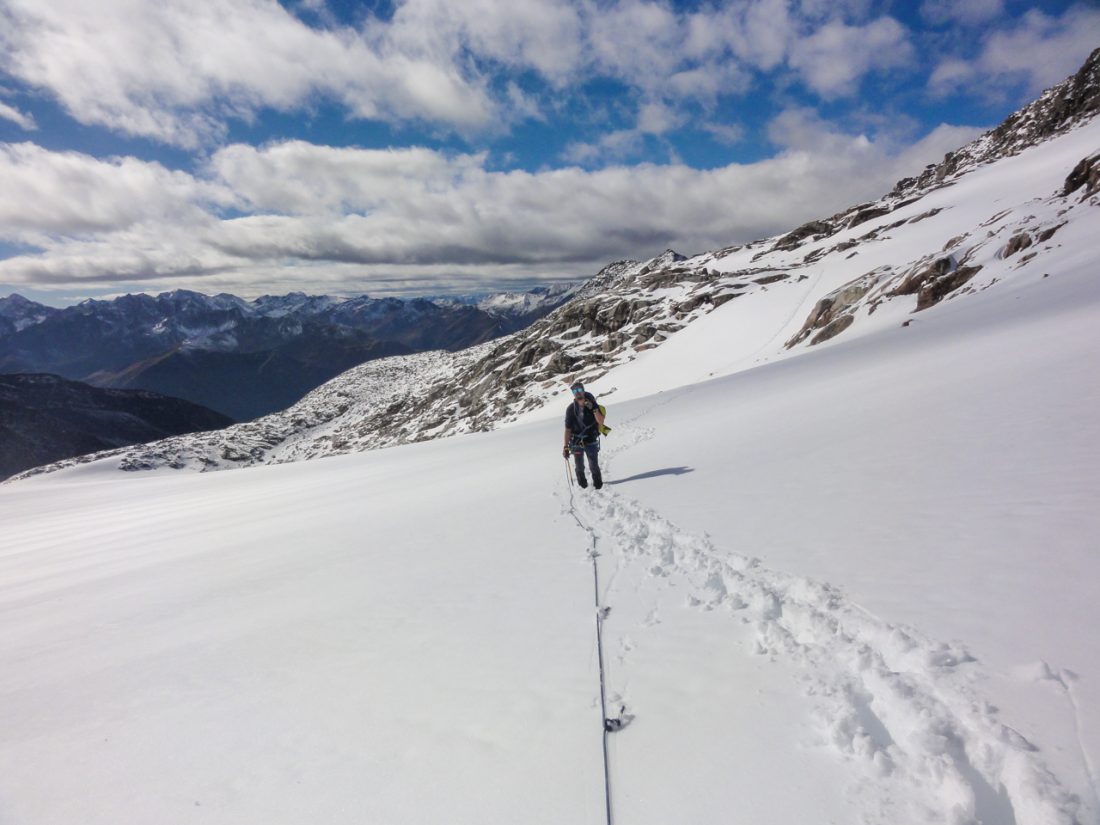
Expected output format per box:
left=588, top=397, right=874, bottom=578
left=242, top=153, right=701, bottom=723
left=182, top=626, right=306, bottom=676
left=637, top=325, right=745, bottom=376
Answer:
left=0, top=0, right=1097, bottom=304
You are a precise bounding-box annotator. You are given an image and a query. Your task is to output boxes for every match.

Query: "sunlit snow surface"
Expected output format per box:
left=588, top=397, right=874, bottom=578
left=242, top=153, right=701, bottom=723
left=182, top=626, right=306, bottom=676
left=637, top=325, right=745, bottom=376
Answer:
left=3, top=121, right=1100, bottom=823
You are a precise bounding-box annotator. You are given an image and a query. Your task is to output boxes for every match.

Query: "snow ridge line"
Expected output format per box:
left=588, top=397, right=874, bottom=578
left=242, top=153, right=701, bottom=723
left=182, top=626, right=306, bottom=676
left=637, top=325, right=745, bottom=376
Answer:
left=577, top=424, right=1083, bottom=825
left=564, top=473, right=615, bottom=825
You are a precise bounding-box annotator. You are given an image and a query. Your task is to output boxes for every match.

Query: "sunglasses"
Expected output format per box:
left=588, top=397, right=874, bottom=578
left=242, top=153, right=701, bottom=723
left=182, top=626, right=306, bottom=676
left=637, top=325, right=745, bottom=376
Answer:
left=571, top=388, right=584, bottom=395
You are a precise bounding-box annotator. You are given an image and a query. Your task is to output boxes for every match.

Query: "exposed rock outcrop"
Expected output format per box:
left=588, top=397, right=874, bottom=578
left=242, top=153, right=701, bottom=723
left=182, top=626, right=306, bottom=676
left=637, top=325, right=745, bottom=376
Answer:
left=1063, top=153, right=1100, bottom=198
left=786, top=273, right=879, bottom=348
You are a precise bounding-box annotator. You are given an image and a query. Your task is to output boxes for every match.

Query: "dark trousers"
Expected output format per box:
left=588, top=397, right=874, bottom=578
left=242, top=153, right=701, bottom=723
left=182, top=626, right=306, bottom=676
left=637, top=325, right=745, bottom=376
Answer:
left=573, top=440, right=602, bottom=486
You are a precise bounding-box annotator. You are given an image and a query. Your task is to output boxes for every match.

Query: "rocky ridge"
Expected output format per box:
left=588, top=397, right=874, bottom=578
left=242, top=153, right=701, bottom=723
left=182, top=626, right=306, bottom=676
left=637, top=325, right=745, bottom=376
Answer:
left=892, top=45, right=1100, bottom=199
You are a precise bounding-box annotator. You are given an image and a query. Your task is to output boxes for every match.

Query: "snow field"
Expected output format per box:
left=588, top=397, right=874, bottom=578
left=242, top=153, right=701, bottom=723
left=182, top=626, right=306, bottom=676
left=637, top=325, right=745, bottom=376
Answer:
left=1, top=433, right=607, bottom=824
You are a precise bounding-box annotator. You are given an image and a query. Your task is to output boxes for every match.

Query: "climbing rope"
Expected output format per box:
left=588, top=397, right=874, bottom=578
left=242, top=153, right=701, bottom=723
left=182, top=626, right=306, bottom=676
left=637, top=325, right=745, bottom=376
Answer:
left=566, top=478, right=615, bottom=825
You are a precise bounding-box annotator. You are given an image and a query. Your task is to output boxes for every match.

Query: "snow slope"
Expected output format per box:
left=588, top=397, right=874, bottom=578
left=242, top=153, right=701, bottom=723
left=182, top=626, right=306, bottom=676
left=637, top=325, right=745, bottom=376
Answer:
left=2, top=204, right=1098, bottom=823
left=3, top=61, right=1100, bottom=825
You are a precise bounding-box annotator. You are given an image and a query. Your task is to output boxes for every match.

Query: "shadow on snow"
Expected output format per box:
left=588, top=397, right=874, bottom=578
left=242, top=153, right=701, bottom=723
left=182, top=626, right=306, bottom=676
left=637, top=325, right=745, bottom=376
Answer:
left=606, top=467, right=695, bottom=486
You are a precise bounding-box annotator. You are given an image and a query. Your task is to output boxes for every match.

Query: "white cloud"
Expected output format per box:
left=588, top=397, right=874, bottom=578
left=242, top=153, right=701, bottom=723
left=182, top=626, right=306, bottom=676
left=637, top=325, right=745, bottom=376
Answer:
left=788, top=16, right=915, bottom=99
left=927, top=58, right=975, bottom=96
left=0, top=0, right=496, bottom=147
left=0, top=120, right=987, bottom=296
left=796, top=0, right=876, bottom=24
left=0, top=142, right=232, bottom=238
left=928, top=6, right=1100, bottom=99
left=977, top=7, right=1100, bottom=93
left=387, top=0, right=585, bottom=86
left=0, top=99, right=35, bottom=130
left=693, top=0, right=794, bottom=72
left=561, top=129, right=646, bottom=165
left=0, top=0, right=932, bottom=150
left=207, top=141, right=487, bottom=215
left=636, top=101, right=685, bottom=136
left=920, top=0, right=1005, bottom=27
left=701, top=122, right=746, bottom=146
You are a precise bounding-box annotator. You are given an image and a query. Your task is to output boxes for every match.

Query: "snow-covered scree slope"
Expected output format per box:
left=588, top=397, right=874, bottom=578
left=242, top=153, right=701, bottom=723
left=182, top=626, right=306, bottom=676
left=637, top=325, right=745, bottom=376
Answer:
left=2, top=233, right=1097, bottom=823
left=12, top=50, right=1100, bottom=479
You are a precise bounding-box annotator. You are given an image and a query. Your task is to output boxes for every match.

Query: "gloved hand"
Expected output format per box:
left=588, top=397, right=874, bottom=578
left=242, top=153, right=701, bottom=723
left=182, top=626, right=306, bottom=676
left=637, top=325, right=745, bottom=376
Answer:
left=562, top=446, right=570, bottom=458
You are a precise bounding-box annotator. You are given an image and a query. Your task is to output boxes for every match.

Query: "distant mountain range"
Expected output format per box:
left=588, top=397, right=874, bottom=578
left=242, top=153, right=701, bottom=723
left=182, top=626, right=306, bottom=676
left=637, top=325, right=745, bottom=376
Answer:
left=0, top=284, right=577, bottom=421
left=0, top=373, right=232, bottom=481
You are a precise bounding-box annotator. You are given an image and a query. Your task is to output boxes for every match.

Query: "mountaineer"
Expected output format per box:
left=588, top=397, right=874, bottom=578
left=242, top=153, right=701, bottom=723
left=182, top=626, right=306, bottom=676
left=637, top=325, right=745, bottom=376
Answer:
left=562, top=381, right=605, bottom=489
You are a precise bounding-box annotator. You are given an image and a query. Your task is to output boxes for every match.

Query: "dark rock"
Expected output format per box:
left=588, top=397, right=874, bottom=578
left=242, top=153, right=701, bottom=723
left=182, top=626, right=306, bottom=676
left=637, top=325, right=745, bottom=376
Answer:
left=908, top=208, right=944, bottom=225
left=890, top=257, right=955, bottom=296
left=711, top=292, right=742, bottom=308
left=916, top=265, right=984, bottom=311
left=810, top=314, right=855, bottom=345
left=1003, top=232, right=1034, bottom=258
left=846, top=206, right=892, bottom=229
left=774, top=220, right=835, bottom=251
left=1063, top=154, right=1100, bottom=198
left=786, top=274, right=876, bottom=348
left=1037, top=223, right=1066, bottom=243
left=753, top=273, right=789, bottom=285
left=943, top=234, right=969, bottom=252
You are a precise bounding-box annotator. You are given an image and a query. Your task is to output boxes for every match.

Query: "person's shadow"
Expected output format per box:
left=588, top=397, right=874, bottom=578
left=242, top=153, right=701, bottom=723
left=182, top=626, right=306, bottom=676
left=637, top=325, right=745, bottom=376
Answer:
left=606, top=467, right=694, bottom=485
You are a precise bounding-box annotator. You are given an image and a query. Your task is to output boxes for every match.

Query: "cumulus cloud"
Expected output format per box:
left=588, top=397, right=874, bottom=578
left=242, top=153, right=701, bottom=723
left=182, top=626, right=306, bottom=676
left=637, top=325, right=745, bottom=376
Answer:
left=702, top=122, right=746, bottom=146
left=561, top=129, right=646, bottom=166
left=0, top=0, right=496, bottom=147
left=206, top=141, right=485, bottom=216
left=928, top=6, right=1100, bottom=98
left=0, top=99, right=35, bottom=130
left=0, top=142, right=233, bottom=238
left=0, top=0, right=929, bottom=149
left=0, top=117, right=985, bottom=297
left=788, top=16, right=915, bottom=99
left=920, top=0, right=1005, bottom=27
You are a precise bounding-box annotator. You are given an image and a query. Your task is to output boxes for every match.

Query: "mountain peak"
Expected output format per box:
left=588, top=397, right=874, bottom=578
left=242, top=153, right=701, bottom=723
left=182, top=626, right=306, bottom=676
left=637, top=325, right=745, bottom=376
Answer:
left=651, top=249, right=688, bottom=267
left=0, top=294, right=57, bottom=330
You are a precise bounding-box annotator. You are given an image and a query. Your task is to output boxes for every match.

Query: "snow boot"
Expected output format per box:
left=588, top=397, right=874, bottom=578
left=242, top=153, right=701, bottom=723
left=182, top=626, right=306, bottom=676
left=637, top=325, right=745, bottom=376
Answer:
left=577, top=473, right=588, bottom=489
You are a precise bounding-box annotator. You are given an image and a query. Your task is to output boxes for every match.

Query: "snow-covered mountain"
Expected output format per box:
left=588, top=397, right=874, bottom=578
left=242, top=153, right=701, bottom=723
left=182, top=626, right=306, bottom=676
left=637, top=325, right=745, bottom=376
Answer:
left=20, top=47, right=1100, bottom=479
left=0, top=293, right=57, bottom=336
left=2, top=51, right=1099, bottom=825
left=0, top=284, right=570, bottom=421
left=474, top=281, right=580, bottom=318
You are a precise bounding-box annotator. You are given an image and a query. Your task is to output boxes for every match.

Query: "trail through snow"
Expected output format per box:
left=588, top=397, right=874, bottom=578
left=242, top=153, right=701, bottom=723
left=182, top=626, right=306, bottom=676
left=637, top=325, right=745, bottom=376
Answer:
left=563, top=407, right=1083, bottom=825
